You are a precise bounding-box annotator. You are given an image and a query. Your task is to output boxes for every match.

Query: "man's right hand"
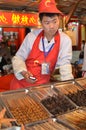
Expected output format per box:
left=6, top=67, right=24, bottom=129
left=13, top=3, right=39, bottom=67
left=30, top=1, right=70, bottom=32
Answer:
left=21, top=71, right=37, bottom=83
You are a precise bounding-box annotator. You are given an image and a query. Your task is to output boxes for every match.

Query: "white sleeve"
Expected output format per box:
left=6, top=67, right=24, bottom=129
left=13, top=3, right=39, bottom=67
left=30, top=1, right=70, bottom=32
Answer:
left=16, top=32, right=35, bottom=60
left=55, top=32, right=74, bottom=80
left=12, top=33, right=32, bottom=80
left=57, top=32, right=73, bottom=66
left=59, top=64, right=74, bottom=81
left=12, top=29, right=41, bottom=80
left=12, top=32, right=36, bottom=80
left=12, top=56, right=27, bottom=80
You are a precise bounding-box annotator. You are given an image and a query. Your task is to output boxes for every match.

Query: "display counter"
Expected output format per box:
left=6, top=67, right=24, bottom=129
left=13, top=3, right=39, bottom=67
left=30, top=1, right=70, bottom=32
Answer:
left=0, top=78, right=86, bottom=130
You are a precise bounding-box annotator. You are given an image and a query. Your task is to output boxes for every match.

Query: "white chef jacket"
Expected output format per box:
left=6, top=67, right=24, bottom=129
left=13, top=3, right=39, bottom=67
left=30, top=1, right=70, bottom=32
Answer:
left=12, top=29, right=73, bottom=81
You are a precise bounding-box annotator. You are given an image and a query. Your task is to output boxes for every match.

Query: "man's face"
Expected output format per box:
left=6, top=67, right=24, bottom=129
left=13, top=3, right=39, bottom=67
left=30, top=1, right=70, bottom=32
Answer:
left=41, top=15, right=60, bottom=36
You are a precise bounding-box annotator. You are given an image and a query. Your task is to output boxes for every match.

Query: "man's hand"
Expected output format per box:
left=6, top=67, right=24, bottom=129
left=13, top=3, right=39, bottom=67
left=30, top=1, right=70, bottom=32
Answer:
left=21, top=71, right=37, bottom=83
left=21, top=71, right=33, bottom=79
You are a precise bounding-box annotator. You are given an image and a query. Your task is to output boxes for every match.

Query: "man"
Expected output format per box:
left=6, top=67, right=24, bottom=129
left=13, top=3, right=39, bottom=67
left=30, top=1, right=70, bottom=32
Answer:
left=10, top=0, right=73, bottom=90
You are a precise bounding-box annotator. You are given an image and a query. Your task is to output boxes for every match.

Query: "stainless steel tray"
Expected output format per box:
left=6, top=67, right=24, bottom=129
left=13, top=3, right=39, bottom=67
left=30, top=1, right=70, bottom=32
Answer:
left=54, top=80, right=84, bottom=94
left=29, top=84, right=77, bottom=116
left=75, top=77, right=86, bottom=88
left=26, top=118, right=74, bottom=130
left=57, top=107, right=86, bottom=130
left=54, top=80, right=86, bottom=107
left=0, top=89, right=51, bottom=126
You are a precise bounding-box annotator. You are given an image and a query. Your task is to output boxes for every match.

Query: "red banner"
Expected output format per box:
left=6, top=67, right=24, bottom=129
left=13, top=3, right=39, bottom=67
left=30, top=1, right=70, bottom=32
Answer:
left=0, top=11, right=39, bottom=27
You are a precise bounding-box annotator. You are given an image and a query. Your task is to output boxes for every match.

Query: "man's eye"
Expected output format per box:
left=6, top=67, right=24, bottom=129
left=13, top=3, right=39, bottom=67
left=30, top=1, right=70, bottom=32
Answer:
left=45, top=22, right=49, bottom=24
left=54, top=21, right=57, bottom=24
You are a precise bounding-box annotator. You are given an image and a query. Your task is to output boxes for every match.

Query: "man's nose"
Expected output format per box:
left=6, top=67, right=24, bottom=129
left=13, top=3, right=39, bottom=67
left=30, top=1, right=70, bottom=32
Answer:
left=49, top=23, right=54, bottom=28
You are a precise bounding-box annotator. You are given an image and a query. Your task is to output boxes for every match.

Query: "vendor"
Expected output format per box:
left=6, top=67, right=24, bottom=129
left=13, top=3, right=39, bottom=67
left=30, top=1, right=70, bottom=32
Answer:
left=10, top=0, right=73, bottom=90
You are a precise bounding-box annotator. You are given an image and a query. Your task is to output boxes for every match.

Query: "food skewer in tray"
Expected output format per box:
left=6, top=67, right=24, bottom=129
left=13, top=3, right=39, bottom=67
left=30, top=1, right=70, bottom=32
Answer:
left=1, top=93, right=50, bottom=125
left=57, top=108, right=86, bottom=130
left=27, top=119, right=73, bottom=130
left=55, top=81, right=84, bottom=95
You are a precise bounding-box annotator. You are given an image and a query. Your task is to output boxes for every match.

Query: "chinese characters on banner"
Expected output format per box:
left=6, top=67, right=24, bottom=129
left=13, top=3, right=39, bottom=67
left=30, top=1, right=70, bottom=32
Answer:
left=0, top=11, right=39, bottom=27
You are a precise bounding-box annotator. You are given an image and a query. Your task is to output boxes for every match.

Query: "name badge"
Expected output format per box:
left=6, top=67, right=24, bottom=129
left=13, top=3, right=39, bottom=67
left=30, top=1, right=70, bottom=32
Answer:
left=41, top=62, right=50, bottom=75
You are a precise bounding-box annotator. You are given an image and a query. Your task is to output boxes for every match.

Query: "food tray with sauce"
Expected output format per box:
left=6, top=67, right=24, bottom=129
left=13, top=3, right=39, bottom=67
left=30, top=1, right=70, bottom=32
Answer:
left=29, top=84, right=77, bottom=116
left=54, top=80, right=86, bottom=107
left=57, top=107, right=86, bottom=130
left=0, top=89, right=51, bottom=126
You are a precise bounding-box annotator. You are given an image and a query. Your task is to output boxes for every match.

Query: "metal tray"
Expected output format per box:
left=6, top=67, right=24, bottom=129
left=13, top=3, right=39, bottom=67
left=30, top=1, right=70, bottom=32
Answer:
left=29, top=84, right=77, bottom=116
left=26, top=118, right=74, bottom=130
left=54, top=80, right=84, bottom=94
left=75, top=77, right=86, bottom=89
left=54, top=80, right=86, bottom=107
left=29, top=84, right=55, bottom=100
left=0, top=89, right=51, bottom=126
left=57, top=107, right=86, bottom=130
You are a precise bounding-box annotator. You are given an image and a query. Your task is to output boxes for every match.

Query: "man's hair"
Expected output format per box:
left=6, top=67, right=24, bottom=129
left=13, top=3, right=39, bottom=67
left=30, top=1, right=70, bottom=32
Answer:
left=39, top=13, right=59, bottom=21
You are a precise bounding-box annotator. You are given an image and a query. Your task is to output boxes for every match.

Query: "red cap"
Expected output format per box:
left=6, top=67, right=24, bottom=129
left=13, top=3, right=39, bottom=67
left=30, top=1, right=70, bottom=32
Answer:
left=38, top=0, right=63, bottom=16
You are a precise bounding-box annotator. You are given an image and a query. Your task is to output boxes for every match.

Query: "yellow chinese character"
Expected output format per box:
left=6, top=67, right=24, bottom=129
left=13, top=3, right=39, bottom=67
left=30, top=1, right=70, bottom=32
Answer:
left=12, top=14, right=20, bottom=24
left=20, top=15, right=28, bottom=24
left=0, top=14, right=8, bottom=23
left=29, top=17, right=36, bottom=24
